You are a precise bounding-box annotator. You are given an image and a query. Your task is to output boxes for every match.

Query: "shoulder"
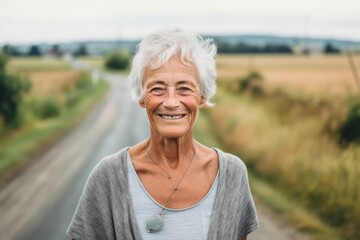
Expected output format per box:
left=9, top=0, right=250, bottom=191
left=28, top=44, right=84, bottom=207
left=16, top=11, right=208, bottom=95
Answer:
left=86, top=147, right=129, bottom=187
left=215, top=148, right=247, bottom=172
left=214, top=148, right=250, bottom=189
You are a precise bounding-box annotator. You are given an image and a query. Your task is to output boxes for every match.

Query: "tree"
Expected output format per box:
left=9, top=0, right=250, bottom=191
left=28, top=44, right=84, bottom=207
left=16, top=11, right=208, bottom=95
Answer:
left=28, top=45, right=41, bottom=56
left=324, top=43, right=340, bottom=54
left=74, top=45, right=88, bottom=57
left=105, top=51, right=131, bottom=70
left=2, top=44, right=21, bottom=56
left=0, top=54, right=31, bottom=126
left=2, top=45, right=11, bottom=55
left=339, top=103, right=360, bottom=145
left=49, top=44, right=62, bottom=57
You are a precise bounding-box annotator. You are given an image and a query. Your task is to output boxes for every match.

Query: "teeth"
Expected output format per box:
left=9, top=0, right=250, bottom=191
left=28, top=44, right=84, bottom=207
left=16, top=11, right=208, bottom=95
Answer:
left=160, top=114, right=184, bottom=120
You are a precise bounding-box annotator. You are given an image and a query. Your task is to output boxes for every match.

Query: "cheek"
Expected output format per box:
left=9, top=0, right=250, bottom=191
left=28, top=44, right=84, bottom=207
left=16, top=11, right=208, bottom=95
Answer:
left=143, top=93, right=161, bottom=109
left=180, top=92, right=202, bottom=109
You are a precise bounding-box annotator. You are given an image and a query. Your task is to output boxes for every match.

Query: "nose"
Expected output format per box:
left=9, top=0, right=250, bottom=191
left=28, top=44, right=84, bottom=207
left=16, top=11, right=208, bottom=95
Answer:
left=163, top=87, right=180, bottom=109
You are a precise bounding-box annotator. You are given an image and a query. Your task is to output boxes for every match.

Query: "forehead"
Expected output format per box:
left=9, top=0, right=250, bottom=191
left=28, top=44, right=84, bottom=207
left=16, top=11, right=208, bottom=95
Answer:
left=144, top=55, right=199, bottom=85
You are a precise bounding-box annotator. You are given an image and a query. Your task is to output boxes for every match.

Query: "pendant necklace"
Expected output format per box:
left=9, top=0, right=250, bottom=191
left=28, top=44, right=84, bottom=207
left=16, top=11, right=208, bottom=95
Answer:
left=145, top=144, right=196, bottom=233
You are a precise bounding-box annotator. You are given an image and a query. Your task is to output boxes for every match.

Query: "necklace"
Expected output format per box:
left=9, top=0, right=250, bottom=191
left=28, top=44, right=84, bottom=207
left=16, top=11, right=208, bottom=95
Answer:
left=145, top=143, right=196, bottom=233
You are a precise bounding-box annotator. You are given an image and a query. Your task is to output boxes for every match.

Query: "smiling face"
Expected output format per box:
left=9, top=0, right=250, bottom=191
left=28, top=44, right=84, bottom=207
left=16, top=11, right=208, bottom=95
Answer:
left=140, top=55, right=206, bottom=139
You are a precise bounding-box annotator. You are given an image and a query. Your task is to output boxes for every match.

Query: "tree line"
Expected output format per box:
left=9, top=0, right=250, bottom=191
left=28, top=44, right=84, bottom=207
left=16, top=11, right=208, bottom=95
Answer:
left=1, top=41, right=342, bottom=57
left=1, top=44, right=88, bottom=57
left=216, top=41, right=341, bottom=54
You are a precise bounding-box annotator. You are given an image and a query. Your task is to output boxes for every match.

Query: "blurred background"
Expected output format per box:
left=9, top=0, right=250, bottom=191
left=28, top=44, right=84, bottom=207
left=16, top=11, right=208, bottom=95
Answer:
left=1, top=0, right=360, bottom=239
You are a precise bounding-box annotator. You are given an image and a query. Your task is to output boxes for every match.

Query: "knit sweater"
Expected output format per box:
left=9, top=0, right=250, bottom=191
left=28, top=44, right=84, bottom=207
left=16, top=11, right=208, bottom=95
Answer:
left=67, top=147, right=259, bottom=239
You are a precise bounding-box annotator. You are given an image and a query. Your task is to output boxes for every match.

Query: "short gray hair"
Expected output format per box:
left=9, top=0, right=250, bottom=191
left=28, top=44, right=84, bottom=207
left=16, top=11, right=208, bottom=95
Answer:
left=128, top=28, right=217, bottom=107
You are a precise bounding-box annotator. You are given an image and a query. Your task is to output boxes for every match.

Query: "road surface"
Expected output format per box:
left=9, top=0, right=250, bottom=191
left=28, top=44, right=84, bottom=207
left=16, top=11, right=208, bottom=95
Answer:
left=0, top=69, right=306, bottom=240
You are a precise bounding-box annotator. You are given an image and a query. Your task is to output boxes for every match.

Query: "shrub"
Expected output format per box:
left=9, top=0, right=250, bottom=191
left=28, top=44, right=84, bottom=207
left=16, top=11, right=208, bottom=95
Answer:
left=0, top=54, right=31, bottom=126
left=238, top=71, right=263, bottom=95
left=31, top=97, right=61, bottom=119
left=338, top=102, right=360, bottom=145
left=64, top=76, right=95, bottom=108
left=105, top=51, right=131, bottom=70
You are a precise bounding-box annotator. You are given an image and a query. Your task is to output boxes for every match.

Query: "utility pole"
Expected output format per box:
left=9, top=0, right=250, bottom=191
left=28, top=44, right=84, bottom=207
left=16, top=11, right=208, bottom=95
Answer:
left=346, top=46, right=360, bottom=93
left=303, top=14, right=310, bottom=55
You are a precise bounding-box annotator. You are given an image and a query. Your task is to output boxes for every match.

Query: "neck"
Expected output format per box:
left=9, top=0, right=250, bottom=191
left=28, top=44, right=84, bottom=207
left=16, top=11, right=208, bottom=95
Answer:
left=147, top=131, right=195, bottom=169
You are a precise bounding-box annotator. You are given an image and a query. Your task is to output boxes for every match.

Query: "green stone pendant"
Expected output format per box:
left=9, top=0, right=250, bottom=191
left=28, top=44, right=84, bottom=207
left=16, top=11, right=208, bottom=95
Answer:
left=146, top=213, right=164, bottom=233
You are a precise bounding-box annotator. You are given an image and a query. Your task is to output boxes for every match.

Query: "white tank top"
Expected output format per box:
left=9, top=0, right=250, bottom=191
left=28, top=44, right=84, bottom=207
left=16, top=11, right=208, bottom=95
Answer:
left=127, top=153, right=219, bottom=240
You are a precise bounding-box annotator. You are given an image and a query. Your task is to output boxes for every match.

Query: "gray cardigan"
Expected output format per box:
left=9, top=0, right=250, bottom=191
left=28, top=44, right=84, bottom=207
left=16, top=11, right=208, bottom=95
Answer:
left=67, top=147, right=259, bottom=239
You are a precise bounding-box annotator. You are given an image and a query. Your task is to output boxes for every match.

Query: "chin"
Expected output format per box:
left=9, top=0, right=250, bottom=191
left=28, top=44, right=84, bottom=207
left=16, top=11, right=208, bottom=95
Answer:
left=156, top=126, right=191, bottom=139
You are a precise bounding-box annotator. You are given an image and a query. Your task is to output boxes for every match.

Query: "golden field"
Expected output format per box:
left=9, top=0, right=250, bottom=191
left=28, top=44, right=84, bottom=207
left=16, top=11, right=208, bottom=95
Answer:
left=7, top=57, right=85, bottom=103
left=6, top=57, right=69, bottom=73
left=27, top=70, right=84, bottom=99
left=207, top=54, right=360, bottom=239
left=217, top=54, right=360, bottom=97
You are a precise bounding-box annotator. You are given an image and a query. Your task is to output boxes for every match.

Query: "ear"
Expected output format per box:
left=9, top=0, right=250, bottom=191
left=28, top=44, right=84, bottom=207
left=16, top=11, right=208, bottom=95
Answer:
left=199, top=96, right=207, bottom=108
left=139, top=98, right=146, bottom=108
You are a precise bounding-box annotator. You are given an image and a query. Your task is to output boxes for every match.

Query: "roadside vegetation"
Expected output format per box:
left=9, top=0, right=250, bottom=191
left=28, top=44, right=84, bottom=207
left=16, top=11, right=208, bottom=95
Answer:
left=104, top=51, right=131, bottom=70
left=195, top=54, right=360, bottom=239
left=78, top=51, right=131, bottom=74
left=0, top=56, right=109, bottom=181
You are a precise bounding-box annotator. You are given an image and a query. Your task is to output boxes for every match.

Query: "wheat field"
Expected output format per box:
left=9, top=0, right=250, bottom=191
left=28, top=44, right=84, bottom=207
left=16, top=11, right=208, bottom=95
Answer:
left=217, top=54, right=360, bottom=97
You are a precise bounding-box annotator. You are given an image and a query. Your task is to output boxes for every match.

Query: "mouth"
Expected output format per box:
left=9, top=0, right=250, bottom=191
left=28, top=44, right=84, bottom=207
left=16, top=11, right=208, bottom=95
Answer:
left=158, top=114, right=186, bottom=120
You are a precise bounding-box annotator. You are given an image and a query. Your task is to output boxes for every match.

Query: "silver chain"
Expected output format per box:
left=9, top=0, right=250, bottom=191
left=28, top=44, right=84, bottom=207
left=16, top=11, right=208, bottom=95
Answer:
left=146, top=141, right=196, bottom=208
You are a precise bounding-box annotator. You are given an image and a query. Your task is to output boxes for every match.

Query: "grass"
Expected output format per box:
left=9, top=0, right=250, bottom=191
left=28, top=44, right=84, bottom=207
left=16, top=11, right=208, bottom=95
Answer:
left=194, top=107, right=341, bottom=240
left=209, top=89, right=360, bottom=237
left=248, top=171, right=340, bottom=240
left=27, top=70, right=85, bottom=100
left=206, top=54, right=360, bottom=239
left=0, top=57, right=109, bottom=181
left=194, top=53, right=360, bottom=239
left=0, top=80, right=108, bottom=180
left=6, top=57, right=70, bottom=74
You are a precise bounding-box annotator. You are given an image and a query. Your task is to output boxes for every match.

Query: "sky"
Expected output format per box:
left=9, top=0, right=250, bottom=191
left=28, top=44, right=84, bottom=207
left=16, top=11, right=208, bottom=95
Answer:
left=1, top=0, right=360, bottom=44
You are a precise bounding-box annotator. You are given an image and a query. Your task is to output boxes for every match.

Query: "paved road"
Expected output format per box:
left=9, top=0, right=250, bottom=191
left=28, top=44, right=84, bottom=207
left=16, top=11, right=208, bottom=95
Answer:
left=0, top=68, right=303, bottom=240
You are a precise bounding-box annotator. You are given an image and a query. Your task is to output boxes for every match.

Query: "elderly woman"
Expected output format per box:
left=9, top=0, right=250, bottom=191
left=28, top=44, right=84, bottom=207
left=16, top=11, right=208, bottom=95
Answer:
left=67, top=28, right=258, bottom=240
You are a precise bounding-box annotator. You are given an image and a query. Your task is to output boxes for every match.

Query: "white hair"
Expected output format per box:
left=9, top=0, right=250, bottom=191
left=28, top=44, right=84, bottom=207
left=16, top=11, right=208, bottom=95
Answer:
left=128, top=28, right=217, bottom=107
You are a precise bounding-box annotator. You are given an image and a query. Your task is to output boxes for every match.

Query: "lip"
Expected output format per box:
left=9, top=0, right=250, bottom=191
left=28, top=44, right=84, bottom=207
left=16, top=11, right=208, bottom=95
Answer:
left=157, top=114, right=186, bottom=120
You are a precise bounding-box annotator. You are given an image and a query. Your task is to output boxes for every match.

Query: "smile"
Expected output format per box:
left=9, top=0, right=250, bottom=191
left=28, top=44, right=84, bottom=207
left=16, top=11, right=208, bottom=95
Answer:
left=159, top=114, right=186, bottom=120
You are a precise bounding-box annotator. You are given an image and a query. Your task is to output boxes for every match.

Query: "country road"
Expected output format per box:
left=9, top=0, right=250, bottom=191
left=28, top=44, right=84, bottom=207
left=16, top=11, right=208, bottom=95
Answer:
left=0, top=66, right=305, bottom=240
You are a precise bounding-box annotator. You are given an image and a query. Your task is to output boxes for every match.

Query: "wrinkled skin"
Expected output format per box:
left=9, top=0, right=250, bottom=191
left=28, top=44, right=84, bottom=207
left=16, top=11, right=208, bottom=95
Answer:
left=140, top=61, right=206, bottom=141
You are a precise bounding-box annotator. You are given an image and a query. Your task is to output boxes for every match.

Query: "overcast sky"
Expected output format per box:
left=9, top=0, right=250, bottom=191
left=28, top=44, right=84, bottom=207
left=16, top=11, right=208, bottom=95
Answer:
left=1, top=0, right=360, bottom=44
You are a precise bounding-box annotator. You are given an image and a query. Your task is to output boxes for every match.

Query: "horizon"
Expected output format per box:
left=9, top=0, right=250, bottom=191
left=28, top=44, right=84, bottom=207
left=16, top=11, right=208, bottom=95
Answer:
left=3, top=32, right=360, bottom=46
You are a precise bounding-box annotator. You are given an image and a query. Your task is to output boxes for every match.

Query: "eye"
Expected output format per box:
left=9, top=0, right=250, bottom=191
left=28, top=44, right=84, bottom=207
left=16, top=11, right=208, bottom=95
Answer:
left=150, top=87, right=165, bottom=95
left=177, top=87, right=193, bottom=94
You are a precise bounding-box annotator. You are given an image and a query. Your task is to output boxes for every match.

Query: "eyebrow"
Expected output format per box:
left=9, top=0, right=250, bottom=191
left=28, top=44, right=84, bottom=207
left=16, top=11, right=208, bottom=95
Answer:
left=177, top=80, right=197, bottom=87
left=146, top=79, right=197, bottom=88
left=145, top=80, right=166, bottom=88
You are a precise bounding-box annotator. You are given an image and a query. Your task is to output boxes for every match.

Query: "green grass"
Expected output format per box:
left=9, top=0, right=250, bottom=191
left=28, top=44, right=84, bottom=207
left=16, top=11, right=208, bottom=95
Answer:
left=0, top=80, right=109, bottom=180
left=248, top=171, right=341, bottom=240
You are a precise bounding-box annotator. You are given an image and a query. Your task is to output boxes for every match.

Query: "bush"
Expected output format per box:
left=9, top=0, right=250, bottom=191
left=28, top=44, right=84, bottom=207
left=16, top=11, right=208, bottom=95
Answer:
left=338, top=102, right=360, bottom=145
left=64, top=76, right=95, bottom=108
left=238, top=71, right=263, bottom=95
left=0, top=54, right=31, bottom=126
left=105, top=51, right=131, bottom=70
left=31, top=97, right=61, bottom=119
